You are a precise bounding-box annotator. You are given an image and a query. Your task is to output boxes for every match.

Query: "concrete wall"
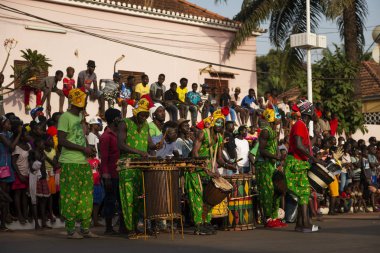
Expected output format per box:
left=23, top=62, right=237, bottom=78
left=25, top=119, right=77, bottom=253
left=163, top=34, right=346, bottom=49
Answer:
left=0, top=0, right=258, bottom=122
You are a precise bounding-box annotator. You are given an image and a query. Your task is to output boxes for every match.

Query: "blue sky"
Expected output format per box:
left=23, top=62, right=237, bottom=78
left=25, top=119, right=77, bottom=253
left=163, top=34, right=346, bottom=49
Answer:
left=188, top=0, right=380, bottom=60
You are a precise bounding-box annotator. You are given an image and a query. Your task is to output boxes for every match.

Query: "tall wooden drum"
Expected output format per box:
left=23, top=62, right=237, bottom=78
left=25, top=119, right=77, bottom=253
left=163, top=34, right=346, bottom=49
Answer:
left=143, top=167, right=181, bottom=219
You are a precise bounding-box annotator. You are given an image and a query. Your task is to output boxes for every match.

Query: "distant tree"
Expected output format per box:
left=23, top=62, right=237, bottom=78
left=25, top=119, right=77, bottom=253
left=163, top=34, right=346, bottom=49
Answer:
left=313, top=45, right=366, bottom=134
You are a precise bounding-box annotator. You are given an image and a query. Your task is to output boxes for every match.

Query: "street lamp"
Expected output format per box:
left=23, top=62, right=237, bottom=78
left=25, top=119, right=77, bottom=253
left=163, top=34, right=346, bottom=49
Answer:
left=290, top=0, right=327, bottom=135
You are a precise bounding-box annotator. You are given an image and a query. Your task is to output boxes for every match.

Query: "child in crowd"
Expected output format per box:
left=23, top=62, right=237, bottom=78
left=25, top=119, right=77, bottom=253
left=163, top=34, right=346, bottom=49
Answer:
left=29, top=138, right=51, bottom=230
left=44, top=135, right=59, bottom=222
left=88, top=157, right=103, bottom=227
left=11, top=127, right=31, bottom=224
left=62, top=67, right=75, bottom=98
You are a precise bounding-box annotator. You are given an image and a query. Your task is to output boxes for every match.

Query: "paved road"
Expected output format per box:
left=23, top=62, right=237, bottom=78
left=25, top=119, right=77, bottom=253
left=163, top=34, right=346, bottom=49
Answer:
left=1, top=214, right=380, bottom=253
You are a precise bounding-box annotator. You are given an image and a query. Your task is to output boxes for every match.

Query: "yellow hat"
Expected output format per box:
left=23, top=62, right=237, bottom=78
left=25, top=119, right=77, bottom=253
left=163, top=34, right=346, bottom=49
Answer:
left=133, top=98, right=150, bottom=117
left=68, top=88, right=87, bottom=108
left=212, top=109, right=225, bottom=127
left=263, top=108, right=275, bottom=123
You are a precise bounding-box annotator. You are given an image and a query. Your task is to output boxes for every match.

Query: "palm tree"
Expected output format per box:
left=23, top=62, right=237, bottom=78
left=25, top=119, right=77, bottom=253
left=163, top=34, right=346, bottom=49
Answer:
left=13, top=49, right=51, bottom=88
left=216, top=0, right=367, bottom=65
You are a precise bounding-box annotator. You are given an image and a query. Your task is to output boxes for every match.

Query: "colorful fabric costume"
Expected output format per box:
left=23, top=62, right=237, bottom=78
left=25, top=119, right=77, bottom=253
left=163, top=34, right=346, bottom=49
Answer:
left=284, top=119, right=311, bottom=205
left=255, top=124, right=279, bottom=219
left=58, top=88, right=93, bottom=234
left=185, top=128, right=223, bottom=225
left=119, top=118, right=148, bottom=231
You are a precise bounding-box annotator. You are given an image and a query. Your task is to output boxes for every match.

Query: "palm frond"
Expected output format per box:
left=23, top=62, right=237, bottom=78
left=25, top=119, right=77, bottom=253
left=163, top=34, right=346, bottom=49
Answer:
left=228, top=0, right=278, bottom=56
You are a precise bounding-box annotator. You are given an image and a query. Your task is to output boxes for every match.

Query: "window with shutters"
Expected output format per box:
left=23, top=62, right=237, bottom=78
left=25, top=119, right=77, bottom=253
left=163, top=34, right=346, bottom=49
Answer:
left=13, top=60, right=48, bottom=89
left=118, top=70, right=145, bottom=85
left=204, top=78, right=228, bottom=94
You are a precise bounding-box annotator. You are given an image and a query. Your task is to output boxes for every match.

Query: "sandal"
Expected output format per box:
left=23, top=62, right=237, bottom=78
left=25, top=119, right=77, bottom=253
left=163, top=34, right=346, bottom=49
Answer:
left=301, top=225, right=320, bottom=233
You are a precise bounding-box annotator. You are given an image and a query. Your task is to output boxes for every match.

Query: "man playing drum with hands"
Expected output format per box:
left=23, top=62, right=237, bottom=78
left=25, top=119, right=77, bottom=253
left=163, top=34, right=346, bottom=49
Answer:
left=189, top=110, right=236, bottom=235
left=284, top=99, right=323, bottom=233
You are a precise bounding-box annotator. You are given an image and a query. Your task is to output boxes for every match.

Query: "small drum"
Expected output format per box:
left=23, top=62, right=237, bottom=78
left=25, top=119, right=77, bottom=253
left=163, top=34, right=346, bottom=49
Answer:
left=203, top=177, right=233, bottom=206
left=143, top=167, right=181, bottom=219
left=211, top=198, right=229, bottom=218
left=308, top=163, right=335, bottom=193
left=225, top=175, right=255, bottom=230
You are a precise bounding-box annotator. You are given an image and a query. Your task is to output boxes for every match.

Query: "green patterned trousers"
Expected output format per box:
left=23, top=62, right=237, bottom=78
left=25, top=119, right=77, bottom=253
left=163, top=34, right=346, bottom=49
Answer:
left=256, top=161, right=279, bottom=219
left=119, top=168, right=143, bottom=231
left=60, top=163, right=93, bottom=233
left=284, top=155, right=311, bottom=205
left=185, top=171, right=212, bottom=225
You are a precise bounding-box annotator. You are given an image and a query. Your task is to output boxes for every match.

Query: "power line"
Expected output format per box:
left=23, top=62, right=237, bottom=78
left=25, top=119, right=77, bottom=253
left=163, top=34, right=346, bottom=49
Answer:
left=0, top=3, right=258, bottom=73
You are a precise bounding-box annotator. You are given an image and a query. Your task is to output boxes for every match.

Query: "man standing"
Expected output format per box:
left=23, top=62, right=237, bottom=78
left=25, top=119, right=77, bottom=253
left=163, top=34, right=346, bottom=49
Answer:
left=255, top=109, right=285, bottom=228
left=186, top=83, right=202, bottom=126
left=284, top=99, right=320, bottom=232
left=150, top=74, right=166, bottom=104
left=199, top=84, right=210, bottom=119
left=57, top=88, right=98, bottom=239
left=99, top=108, right=124, bottom=235
left=189, top=111, right=236, bottom=235
left=177, top=78, right=189, bottom=119
left=235, top=126, right=251, bottom=174
left=117, top=98, right=159, bottom=238
left=40, top=70, right=64, bottom=116
left=164, top=82, right=180, bottom=122
left=135, top=74, right=150, bottom=100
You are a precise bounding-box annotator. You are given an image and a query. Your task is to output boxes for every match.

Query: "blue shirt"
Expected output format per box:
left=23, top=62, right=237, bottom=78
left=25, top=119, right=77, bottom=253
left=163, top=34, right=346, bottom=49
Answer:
left=241, top=95, right=256, bottom=108
left=187, top=91, right=201, bottom=105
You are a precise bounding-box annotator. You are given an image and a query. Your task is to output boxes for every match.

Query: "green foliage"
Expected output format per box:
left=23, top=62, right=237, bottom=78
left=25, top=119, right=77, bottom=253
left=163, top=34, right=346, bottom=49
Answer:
left=12, top=49, right=51, bottom=86
left=313, top=45, right=367, bottom=135
left=256, top=48, right=306, bottom=96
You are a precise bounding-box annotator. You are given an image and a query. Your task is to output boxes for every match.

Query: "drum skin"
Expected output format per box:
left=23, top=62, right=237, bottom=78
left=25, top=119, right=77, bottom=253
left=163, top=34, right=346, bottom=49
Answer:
left=144, top=170, right=181, bottom=219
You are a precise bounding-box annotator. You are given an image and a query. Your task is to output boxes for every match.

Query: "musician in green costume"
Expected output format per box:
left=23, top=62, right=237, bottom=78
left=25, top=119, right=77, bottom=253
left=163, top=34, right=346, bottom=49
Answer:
left=117, top=98, right=160, bottom=238
left=189, top=110, right=236, bottom=235
left=256, top=108, right=286, bottom=228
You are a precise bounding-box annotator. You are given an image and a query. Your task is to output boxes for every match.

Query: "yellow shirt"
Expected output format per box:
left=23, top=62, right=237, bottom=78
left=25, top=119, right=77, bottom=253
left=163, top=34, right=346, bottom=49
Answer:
left=135, top=83, right=150, bottom=96
left=176, top=87, right=188, bottom=103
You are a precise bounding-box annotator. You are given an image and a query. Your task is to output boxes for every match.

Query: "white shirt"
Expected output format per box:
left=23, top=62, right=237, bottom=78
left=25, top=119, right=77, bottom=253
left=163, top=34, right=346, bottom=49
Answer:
left=87, top=132, right=99, bottom=158
left=235, top=138, right=250, bottom=167
left=278, top=102, right=290, bottom=115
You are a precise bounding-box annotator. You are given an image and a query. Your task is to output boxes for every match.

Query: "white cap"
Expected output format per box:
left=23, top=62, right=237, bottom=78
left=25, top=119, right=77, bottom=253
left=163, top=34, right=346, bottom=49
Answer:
left=88, top=118, right=101, bottom=125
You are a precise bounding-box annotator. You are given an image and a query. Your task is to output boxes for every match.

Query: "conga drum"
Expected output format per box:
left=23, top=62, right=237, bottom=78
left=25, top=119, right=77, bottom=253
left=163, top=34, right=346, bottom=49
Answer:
left=143, top=167, right=181, bottom=219
left=225, top=175, right=255, bottom=230
left=203, top=177, right=233, bottom=206
left=308, top=163, right=335, bottom=194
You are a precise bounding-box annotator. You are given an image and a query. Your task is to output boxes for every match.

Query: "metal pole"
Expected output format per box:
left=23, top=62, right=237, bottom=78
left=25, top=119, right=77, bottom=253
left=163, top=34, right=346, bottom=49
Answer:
left=306, top=0, right=312, bottom=103
left=306, top=0, right=314, bottom=134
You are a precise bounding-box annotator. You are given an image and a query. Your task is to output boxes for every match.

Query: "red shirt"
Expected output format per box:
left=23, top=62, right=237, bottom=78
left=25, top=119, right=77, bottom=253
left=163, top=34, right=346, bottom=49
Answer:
left=315, top=109, right=322, bottom=118
left=330, top=118, right=338, bottom=136
left=288, top=120, right=312, bottom=161
left=88, top=158, right=101, bottom=185
left=99, top=127, right=120, bottom=178
left=62, top=77, right=75, bottom=97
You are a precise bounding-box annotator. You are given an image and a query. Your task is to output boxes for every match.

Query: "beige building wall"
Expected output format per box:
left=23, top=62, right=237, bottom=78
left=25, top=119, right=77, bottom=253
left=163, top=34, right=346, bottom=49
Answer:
left=0, top=0, right=258, bottom=122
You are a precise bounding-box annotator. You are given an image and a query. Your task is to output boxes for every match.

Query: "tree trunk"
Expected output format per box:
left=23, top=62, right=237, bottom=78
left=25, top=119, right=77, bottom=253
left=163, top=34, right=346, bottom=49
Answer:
left=342, top=3, right=360, bottom=97
left=342, top=4, right=359, bottom=64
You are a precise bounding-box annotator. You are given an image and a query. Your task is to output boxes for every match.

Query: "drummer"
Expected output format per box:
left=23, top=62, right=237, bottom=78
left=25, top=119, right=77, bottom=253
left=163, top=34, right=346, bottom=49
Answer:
left=189, top=110, right=236, bottom=235
left=117, top=98, right=161, bottom=238
left=256, top=108, right=286, bottom=228
left=284, top=99, right=321, bottom=233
